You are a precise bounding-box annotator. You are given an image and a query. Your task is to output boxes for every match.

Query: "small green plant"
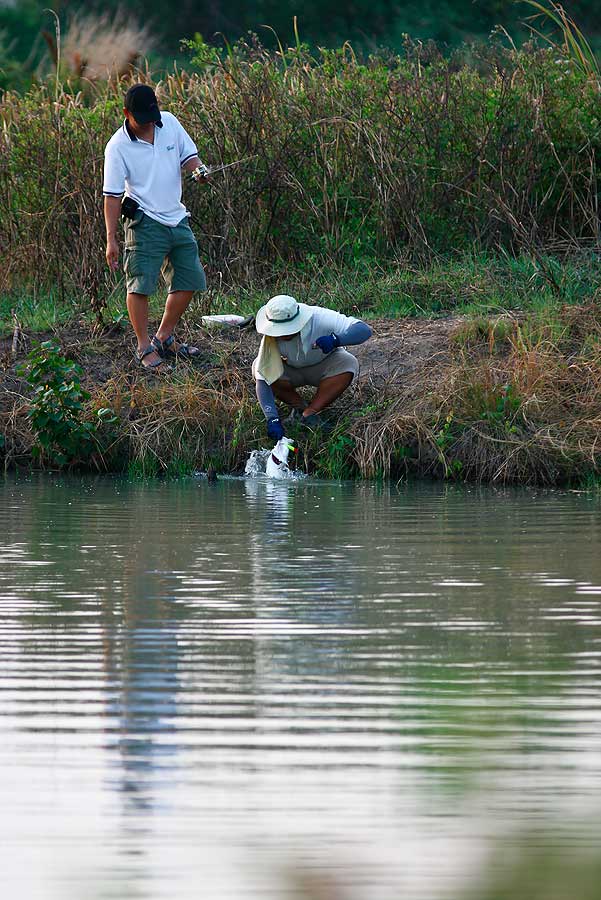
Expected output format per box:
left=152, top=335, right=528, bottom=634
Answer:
left=579, top=471, right=601, bottom=492
left=164, top=454, right=197, bottom=478
left=230, top=405, right=247, bottom=452
left=452, top=317, right=514, bottom=351
left=18, top=340, right=116, bottom=467
left=127, top=454, right=161, bottom=479
left=480, top=383, right=522, bottom=431
left=435, top=412, right=456, bottom=453
left=182, top=33, right=222, bottom=70
left=315, top=430, right=357, bottom=479
left=390, top=443, right=412, bottom=478
left=434, top=412, right=464, bottom=479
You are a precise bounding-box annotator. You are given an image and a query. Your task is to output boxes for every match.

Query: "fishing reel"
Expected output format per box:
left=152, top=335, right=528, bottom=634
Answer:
left=189, top=154, right=257, bottom=184
left=189, top=163, right=210, bottom=183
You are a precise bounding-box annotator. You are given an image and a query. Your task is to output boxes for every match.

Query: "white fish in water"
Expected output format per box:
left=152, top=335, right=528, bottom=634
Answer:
left=265, top=437, right=298, bottom=478
left=244, top=437, right=302, bottom=480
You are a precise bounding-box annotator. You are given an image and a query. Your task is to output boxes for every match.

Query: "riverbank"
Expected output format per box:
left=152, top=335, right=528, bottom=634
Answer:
left=2, top=301, right=601, bottom=485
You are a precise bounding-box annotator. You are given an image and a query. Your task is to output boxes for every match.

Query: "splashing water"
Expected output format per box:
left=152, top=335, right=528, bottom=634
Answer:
left=245, top=437, right=304, bottom=480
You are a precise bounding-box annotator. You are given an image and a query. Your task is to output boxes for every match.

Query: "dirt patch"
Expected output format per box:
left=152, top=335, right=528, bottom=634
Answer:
left=0, top=315, right=461, bottom=395
left=355, top=317, right=459, bottom=381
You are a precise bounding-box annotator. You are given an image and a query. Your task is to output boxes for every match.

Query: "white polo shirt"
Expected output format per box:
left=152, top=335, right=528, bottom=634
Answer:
left=103, top=111, right=199, bottom=227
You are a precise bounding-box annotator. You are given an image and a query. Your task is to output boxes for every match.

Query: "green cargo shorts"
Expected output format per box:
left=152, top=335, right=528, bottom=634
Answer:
left=123, top=213, right=206, bottom=296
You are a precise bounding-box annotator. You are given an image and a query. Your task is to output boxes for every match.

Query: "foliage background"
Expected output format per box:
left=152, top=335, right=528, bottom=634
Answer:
left=2, top=37, right=601, bottom=318
left=3, top=0, right=601, bottom=91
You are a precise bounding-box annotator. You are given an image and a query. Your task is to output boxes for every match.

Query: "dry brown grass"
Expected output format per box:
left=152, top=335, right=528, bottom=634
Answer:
left=46, top=11, right=155, bottom=81
left=3, top=305, right=601, bottom=485
left=344, top=306, right=601, bottom=484
left=88, top=362, right=261, bottom=475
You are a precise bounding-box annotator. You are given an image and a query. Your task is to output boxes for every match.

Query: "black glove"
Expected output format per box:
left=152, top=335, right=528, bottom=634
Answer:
left=315, top=333, right=340, bottom=354
left=267, top=417, right=284, bottom=440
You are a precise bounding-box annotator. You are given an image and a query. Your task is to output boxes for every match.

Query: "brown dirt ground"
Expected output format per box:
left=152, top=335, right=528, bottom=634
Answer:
left=0, top=315, right=461, bottom=398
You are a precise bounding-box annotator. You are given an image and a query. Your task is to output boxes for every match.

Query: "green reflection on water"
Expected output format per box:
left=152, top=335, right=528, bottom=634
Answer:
left=1, top=475, right=601, bottom=898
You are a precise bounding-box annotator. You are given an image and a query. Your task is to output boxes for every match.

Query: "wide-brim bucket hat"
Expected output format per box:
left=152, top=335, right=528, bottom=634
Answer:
left=255, top=295, right=313, bottom=337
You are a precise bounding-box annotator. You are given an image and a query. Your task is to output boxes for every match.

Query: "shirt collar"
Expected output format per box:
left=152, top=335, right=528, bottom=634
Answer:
left=123, top=120, right=137, bottom=141
left=122, top=119, right=163, bottom=142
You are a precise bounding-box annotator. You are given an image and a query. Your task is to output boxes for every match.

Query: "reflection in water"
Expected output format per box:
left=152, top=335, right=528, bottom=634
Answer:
left=0, top=476, right=601, bottom=898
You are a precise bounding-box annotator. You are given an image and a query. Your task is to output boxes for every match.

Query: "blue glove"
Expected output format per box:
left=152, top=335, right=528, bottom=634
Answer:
left=315, top=333, right=340, bottom=354
left=267, top=417, right=284, bottom=440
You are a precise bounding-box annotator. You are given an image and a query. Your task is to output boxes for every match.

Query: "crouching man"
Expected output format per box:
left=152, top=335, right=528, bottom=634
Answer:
left=253, top=294, right=372, bottom=440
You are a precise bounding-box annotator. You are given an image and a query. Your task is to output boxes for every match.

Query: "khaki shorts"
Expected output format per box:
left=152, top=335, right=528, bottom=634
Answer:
left=123, top=213, right=206, bottom=296
left=255, top=348, right=359, bottom=387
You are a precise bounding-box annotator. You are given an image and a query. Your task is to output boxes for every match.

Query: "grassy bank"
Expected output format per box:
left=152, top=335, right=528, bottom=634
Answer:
left=3, top=296, right=601, bottom=486
left=2, top=249, right=600, bottom=337
left=3, top=30, right=601, bottom=484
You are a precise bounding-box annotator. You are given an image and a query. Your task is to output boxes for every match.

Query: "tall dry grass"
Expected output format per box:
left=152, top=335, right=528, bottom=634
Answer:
left=350, top=304, right=601, bottom=484
left=2, top=36, right=601, bottom=319
left=58, top=11, right=155, bottom=81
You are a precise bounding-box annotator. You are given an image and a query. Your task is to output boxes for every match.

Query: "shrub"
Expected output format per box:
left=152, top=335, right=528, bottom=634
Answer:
left=17, top=340, right=116, bottom=466
left=2, top=38, right=601, bottom=319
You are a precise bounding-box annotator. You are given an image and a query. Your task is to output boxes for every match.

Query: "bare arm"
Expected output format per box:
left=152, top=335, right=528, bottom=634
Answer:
left=182, top=155, right=210, bottom=184
left=104, top=195, right=122, bottom=271
left=182, top=155, right=202, bottom=173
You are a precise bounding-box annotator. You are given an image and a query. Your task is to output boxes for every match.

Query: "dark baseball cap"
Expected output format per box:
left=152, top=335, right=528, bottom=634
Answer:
left=124, top=84, right=162, bottom=125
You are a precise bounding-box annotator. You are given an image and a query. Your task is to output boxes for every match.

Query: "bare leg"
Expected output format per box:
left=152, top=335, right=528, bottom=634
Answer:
left=127, top=292, right=163, bottom=367
left=155, top=290, right=194, bottom=345
left=272, top=379, right=307, bottom=411
left=304, top=373, right=353, bottom=417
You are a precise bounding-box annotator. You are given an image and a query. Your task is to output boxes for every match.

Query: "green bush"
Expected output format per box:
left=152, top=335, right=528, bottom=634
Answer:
left=18, top=340, right=116, bottom=467
left=2, top=38, right=601, bottom=317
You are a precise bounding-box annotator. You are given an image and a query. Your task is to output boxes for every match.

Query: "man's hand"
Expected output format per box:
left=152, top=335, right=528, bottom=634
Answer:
left=190, top=164, right=210, bottom=184
left=267, top=417, right=284, bottom=441
left=106, top=237, right=120, bottom=271
left=314, top=333, right=340, bottom=354
left=185, top=157, right=210, bottom=186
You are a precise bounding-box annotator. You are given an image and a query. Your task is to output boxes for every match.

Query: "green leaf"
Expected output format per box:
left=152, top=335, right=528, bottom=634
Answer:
left=96, top=407, right=117, bottom=421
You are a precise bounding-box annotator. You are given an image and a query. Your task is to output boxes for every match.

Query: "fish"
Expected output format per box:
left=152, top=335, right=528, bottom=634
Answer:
left=244, top=437, right=301, bottom=479
left=265, top=437, right=299, bottom=479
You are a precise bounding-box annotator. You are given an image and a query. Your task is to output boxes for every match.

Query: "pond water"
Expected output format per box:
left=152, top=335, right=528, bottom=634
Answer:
left=1, top=475, right=601, bottom=899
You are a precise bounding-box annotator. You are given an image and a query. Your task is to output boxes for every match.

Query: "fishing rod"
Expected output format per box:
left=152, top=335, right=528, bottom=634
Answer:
left=186, top=154, right=258, bottom=279
left=189, top=154, right=257, bottom=183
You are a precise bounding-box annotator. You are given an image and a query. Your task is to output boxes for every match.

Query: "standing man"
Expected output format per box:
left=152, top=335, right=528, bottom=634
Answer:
left=103, top=84, right=208, bottom=369
left=253, top=294, right=372, bottom=439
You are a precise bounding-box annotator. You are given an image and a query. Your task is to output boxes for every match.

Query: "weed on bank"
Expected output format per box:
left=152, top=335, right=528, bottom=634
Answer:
left=3, top=303, right=601, bottom=486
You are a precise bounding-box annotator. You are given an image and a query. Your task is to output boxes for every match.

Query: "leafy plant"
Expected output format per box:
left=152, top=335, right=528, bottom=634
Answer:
left=315, top=430, right=357, bottom=479
left=18, top=340, right=116, bottom=467
left=435, top=412, right=457, bottom=453
left=479, top=382, right=522, bottom=430
left=433, top=412, right=464, bottom=478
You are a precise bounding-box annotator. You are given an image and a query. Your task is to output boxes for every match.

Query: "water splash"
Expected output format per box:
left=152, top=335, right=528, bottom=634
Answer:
left=245, top=437, right=305, bottom=480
